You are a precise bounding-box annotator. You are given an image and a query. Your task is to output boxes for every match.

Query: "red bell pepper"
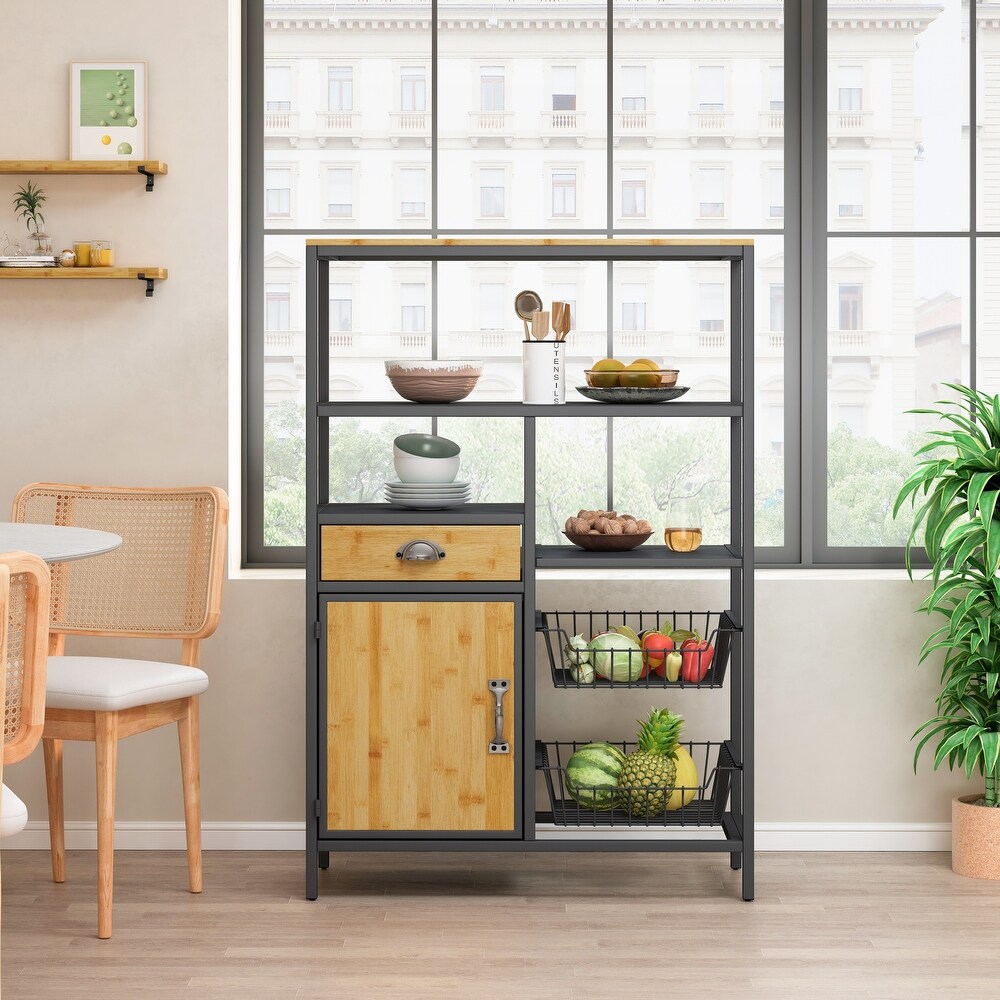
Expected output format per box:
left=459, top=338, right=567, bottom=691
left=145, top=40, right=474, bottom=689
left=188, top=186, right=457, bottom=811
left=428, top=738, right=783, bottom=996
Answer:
left=680, top=637, right=714, bottom=683
left=640, top=631, right=674, bottom=677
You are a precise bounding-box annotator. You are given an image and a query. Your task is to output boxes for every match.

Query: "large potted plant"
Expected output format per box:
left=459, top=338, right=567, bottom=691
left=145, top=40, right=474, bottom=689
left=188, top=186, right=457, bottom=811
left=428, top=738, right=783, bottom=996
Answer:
left=895, top=382, right=1000, bottom=878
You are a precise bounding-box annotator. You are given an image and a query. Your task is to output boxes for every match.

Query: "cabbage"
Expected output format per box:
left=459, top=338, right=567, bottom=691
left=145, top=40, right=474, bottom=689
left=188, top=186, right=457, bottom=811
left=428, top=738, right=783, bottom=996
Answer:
left=588, top=631, right=643, bottom=682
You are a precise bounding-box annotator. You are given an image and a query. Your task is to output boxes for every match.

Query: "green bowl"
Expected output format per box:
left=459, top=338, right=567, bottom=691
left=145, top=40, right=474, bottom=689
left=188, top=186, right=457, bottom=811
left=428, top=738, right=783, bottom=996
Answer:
left=393, top=433, right=461, bottom=459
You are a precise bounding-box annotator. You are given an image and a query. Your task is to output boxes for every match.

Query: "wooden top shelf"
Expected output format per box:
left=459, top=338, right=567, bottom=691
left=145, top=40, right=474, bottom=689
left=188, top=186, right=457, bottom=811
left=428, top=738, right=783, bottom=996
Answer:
left=0, top=160, right=167, bottom=176
left=0, top=267, right=166, bottom=279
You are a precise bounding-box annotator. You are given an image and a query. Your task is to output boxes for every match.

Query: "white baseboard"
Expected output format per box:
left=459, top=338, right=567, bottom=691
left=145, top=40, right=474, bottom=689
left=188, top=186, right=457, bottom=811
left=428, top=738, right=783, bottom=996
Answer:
left=2, top=821, right=951, bottom=852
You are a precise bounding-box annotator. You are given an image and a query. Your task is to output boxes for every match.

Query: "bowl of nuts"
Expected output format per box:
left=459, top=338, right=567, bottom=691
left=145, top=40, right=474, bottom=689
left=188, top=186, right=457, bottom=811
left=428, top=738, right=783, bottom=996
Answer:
left=563, top=510, right=654, bottom=551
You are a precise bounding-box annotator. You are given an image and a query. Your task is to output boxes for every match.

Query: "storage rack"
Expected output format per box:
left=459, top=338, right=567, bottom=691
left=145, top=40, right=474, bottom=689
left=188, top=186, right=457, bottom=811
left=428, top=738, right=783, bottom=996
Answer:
left=305, top=238, right=754, bottom=902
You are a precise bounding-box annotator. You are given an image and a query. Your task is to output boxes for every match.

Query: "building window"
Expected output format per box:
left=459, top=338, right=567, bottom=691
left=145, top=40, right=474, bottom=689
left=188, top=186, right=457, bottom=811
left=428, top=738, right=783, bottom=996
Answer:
left=399, top=168, right=427, bottom=218
left=699, top=283, right=725, bottom=332
left=328, top=66, right=353, bottom=112
left=768, top=167, right=784, bottom=219
left=837, top=168, right=864, bottom=218
left=621, top=284, right=647, bottom=331
left=265, top=283, right=290, bottom=331
left=401, top=283, right=426, bottom=332
left=481, top=66, right=504, bottom=112
left=480, top=168, right=505, bottom=218
left=265, top=65, right=291, bottom=111
left=838, top=65, right=863, bottom=111
left=552, top=65, right=577, bottom=111
left=621, top=65, right=646, bottom=111
left=769, top=283, right=784, bottom=333
left=621, top=169, right=646, bottom=218
left=838, top=283, right=863, bottom=331
left=401, top=67, right=426, bottom=112
left=698, top=65, right=724, bottom=112
left=330, top=284, right=353, bottom=333
left=327, top=168, right=352, bottom=219
left=479, top=283, right=506, bottom=330
left=552, top=170, right=577, bottom=217
left=698, top=167, right=726, bottom=218
left=265, top=167, right=291, bottom=217
left=768, top=66, right=784, bottom=112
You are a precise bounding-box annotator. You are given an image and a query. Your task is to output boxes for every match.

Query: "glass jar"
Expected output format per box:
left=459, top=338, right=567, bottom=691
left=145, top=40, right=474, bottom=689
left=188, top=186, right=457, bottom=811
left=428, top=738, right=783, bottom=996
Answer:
left=73, top=241, right=92, bottom=267
left=663, top=499, right=703, bottom=552
left=28, top=231, right=52, bottom=255
left=90, top=239, right=114, bottom=267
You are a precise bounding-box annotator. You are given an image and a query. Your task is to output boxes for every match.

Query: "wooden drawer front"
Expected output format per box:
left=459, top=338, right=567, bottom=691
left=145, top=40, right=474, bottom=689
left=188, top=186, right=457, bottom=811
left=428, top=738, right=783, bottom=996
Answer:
left=321, top=524, right=521, bottom=582
left=326, top=599, right=516, bottom=832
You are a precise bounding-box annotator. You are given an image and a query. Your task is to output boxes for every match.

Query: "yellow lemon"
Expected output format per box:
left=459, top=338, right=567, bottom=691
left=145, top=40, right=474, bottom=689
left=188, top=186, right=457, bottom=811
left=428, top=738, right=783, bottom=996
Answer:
left=101, top=134, right=112, bottom=145
left=631, top=358, right=661, bottom=370
left=666, top=746, right=698, bottom=810
left=592, top=357, right=625, bottom=372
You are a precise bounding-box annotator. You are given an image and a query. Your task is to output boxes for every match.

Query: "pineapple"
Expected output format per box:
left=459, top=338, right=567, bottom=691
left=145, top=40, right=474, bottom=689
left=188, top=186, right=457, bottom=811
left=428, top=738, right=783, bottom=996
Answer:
left=616, top=708, right=684, bottom=816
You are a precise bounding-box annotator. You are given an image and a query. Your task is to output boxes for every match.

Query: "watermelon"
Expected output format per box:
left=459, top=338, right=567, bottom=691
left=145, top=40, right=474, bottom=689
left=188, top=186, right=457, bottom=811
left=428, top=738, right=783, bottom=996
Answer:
left=565, top=742, right=626, bottom=810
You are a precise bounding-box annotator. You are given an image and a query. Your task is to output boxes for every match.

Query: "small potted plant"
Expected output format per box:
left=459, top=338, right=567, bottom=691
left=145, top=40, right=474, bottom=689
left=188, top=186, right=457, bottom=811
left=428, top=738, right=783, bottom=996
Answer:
left=12, top=180, right=50, bottom=255
left=895, top=382, right=1000, bottom=878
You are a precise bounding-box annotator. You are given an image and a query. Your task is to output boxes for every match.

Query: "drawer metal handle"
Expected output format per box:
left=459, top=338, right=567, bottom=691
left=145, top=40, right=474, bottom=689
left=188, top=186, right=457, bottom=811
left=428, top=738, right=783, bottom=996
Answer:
left=396, top=539, right=446, bottom=562
left=488, top=679, right=510, bottom=755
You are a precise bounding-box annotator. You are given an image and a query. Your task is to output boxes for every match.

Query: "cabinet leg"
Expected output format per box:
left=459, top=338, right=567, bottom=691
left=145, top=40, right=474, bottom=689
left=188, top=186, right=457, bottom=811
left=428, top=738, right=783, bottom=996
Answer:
left=730, top=852, right=742, bottom=871
left=306, top=839, right=319, bottom=900
left=319, top=851, right=330, bottom=870
left=742, top=860, right=754, bottom=902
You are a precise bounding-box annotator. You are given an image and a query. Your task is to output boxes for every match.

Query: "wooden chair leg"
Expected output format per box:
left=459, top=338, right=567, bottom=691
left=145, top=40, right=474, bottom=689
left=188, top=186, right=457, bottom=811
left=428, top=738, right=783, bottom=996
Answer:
left=43, top=738, right=66, bottom=883
left=178, top=696, right=203, bottom=893
left=95, top=711, right=119, bottom=940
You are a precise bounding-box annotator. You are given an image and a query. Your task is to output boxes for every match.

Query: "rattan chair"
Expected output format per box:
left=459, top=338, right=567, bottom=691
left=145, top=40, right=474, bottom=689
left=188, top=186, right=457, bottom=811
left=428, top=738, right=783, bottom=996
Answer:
left=12, top=484, right=228, bottom=939
left=0, top=551, right=52, bottom=838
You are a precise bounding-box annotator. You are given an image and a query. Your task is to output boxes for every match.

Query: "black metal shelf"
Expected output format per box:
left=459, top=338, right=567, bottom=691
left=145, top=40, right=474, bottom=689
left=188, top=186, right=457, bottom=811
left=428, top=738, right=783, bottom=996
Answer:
left=536, top=543, right=740, bottom=569
left=318, top=502, right=524, bottom=524
left=318, top=401, right=742, bottom=419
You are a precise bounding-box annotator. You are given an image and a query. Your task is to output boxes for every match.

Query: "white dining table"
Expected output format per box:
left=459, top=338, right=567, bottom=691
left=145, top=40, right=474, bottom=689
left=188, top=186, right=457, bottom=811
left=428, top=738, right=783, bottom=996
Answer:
left=0, top=522, right=122, bottom=563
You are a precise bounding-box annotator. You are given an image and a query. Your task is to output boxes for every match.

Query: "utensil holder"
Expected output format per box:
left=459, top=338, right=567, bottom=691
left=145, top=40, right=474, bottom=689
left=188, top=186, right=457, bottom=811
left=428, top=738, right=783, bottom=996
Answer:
left=523, top=340, right=565, bottom=404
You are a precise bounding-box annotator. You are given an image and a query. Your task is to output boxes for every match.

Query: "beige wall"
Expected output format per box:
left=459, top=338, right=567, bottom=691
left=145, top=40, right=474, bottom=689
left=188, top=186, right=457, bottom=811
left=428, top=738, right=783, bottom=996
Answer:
left=0, top=1, right=973, bottom=838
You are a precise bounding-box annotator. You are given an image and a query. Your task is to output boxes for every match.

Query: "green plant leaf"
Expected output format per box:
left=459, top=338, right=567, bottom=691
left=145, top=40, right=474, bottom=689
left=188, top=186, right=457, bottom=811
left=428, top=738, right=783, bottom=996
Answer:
left=968, top=471, right=994, bottom=516
left=966, top=738, right=985, bottom=779
left=936, top=729, right=973, bottom=768
left=982, top=732, right=1000, bottom=777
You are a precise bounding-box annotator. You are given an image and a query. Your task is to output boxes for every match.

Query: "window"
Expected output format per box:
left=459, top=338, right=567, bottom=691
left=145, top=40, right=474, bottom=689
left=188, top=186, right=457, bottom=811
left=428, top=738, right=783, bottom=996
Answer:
left=480, top=168, right=505, bottom=218
left=838, top=284, right=863, bottom=331
left=552, top=66, right=576, bottom=111
left=328, top=66, right=353, bottom=112
left=768, top=66, right=784, bottom=112
left=330, top=284, right=353, bottom=333
left=265, top=167, right=291, bottom=217
left=400, top=283, right=426, bottom=332
left=837, top=168, right=864, bottom=218
left=698, top=65, right=724, bottom=112
left=552, top=171, right=577, bottom=217
left=768, top=167, right=784, bottom=219
left=621, top=284, right=647, bottom=331
left=699, top=283, right=725, bottom=333
left=265, top=283, right=290, bottom=331
left=265, top=65, right=291, bottom=111
left=621, top=169, right=646, bottom=218
left=401, top=67, right=426, bottom=112
left=835, top=403, right=866, bottom=437
left=838, top=65, right=863, bottom=112
left=481, top=66, right=504, bottom=112
left=479, top=283, right=506, bottom=330
left=769, top=283, right=784, bottom=333
left=621, top=65, right=646, bottom=111
left=698, top=167, right=726, bottom=218
left=327, top=168, right=352, bottom=219
left=399, top=168, right=426, bottom=218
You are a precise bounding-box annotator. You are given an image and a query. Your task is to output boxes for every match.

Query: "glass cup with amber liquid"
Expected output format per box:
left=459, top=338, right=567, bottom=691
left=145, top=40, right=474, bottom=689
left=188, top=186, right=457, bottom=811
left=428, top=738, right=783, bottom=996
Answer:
left=664, top=499, right=703, bottom=552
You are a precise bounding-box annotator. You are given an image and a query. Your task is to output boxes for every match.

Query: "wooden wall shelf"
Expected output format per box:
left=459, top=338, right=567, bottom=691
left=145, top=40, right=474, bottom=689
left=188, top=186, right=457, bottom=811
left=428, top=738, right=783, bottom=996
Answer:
left=0, top=160, right=168, bottom=191
left=0, top=267, right=167, bottom=297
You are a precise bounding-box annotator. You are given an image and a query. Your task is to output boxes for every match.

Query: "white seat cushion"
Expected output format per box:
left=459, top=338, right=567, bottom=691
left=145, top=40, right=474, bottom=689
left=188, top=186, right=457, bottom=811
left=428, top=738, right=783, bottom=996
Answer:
left=1, top=784, right=28, bottom=838
left=46, top=656, right=209, bottom=712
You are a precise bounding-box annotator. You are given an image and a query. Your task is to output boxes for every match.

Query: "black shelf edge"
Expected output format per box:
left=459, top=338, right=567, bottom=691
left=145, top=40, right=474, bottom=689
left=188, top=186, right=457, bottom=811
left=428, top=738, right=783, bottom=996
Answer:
left=318, top=502, right=525, bottom=524
left=317, top=401, right=743, bottom=419
left=535, top=543, right=742, bottom=569
left=548, top=668, right=725, bottom=690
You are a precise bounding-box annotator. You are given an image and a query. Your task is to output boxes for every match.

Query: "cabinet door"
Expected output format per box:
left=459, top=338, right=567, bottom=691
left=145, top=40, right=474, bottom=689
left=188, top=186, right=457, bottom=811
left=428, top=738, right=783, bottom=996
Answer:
left=323, top=597, right=519, bottom=835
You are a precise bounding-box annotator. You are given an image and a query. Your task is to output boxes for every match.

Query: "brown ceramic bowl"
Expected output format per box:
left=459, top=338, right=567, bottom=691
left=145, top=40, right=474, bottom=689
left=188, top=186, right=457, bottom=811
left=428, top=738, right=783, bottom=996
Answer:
left=387, top=373, right=480, bottom=403
left=563, top=531, right=653, bottom=551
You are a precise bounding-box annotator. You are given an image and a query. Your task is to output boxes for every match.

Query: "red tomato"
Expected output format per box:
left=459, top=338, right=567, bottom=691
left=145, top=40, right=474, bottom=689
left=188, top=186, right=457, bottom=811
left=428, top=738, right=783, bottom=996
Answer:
left=641, top=631, right=674, bottom=677
left=680, top=638, right=714, bottom=683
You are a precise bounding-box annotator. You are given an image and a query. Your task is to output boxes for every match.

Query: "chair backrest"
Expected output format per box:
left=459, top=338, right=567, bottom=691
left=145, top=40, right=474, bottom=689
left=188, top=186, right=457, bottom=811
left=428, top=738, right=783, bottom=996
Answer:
left=0, top=552, right=51, bottom=766
left=11, top=484, right=228, bottom=643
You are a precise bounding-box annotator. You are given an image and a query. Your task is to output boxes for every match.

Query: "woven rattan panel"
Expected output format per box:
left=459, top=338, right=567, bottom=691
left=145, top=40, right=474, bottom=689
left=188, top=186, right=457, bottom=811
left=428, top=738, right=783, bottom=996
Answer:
left=16, top=489, right=217, bottom=636
left=4, top=572, right=27, bottom=748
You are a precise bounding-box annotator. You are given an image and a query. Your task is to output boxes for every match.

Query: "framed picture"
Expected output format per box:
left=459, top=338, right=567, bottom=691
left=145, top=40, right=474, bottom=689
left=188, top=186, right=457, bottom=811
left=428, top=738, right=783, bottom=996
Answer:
left=70, top=62, right=147, bottom=160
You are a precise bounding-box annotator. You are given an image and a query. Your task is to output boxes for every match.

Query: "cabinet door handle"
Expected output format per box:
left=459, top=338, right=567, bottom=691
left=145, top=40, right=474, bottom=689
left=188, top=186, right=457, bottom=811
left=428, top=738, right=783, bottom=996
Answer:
left=488, top=679, right=510, bottom=754
left=395, top=539, right=446, bottom=562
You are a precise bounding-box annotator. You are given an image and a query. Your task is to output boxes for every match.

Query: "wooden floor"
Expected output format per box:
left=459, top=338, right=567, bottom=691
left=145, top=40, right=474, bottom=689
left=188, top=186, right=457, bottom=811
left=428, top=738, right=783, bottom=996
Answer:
left=1, top=850, right=997, bottom=998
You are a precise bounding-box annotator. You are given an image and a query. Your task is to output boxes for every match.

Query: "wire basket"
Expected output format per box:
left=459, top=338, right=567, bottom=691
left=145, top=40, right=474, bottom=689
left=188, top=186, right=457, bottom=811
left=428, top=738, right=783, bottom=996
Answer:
left=537, top=610, right=738, bottom=689
left=536, top=739, right=737, bottom=828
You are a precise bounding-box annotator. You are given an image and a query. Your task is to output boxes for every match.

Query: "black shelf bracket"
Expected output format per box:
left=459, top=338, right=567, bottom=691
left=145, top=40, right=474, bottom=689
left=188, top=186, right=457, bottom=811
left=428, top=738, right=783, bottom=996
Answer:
left=137, top=273, right=155, bottom=297
left=136, top=165, right=156, bottom=192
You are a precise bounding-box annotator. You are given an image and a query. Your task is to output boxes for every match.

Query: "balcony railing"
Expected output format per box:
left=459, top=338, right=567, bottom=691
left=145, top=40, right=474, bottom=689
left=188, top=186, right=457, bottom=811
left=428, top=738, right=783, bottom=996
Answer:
left=468, top=110, right=514, bottom=145
left=328, top=331, right=431, bottom=357
left=758, top=110, right=783, bottom=144
left=264, top=111, right=299, bottom=136
left=755, top=331, right=784, bottom=353
left=541, top=110, right=586, bottom=145
left=389, top=111, right=430, bottom=145
left=831, top=329, right=873, bottom=351
left=689, top=110, right=735, bottom=146
left=614, top=110, right=656, bottom=146
left=828, top=110, right=874, bottom=146
left=265, top=329, right=301, bottom=351
left=317, top=111, right=359, bottom=145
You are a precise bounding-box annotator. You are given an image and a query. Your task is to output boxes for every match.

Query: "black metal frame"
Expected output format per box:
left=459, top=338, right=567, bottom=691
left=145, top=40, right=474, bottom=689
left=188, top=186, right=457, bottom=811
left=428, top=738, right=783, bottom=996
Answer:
left=305, top=238, right=754, bottom=902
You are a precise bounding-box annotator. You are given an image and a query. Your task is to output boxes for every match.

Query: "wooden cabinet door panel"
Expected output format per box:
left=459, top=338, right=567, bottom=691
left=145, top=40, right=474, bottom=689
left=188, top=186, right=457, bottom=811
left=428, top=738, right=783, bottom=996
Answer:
left=325, top=599, right=517, bottom=833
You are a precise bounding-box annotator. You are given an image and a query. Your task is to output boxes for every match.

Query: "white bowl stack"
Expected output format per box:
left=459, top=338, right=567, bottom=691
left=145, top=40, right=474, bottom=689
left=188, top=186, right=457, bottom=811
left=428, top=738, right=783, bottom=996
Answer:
left=386, top=433, right=470, bottom=509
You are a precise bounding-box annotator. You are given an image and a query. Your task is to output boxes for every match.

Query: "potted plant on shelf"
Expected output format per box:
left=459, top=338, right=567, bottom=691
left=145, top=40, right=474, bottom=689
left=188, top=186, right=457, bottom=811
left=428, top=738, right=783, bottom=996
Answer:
left=895, top=382, right=1000, bottom=878
left=12, top=180, right=50, bottom=255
